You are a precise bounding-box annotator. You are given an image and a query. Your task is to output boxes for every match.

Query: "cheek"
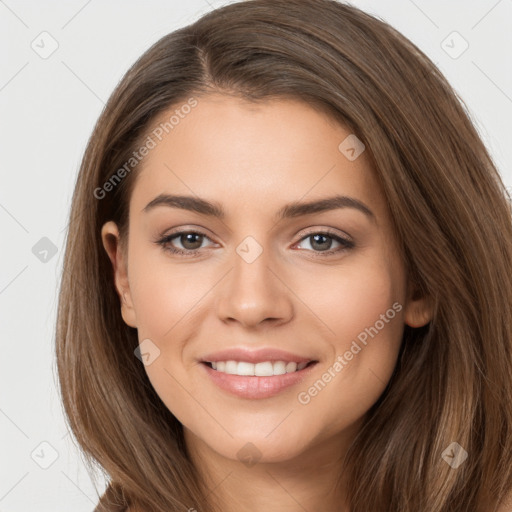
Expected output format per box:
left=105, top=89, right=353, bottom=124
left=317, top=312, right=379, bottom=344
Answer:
left=333, top=260, right=404, bottom=373
left=296, top=261, right=405, bottom=430
left=127, top=245, right=215, bottom=399
left=336, top=272, right=402, bottom=345
left=127, top=248, right=203, bottom=422
left=128, top=246, right=210, bottom=339
left=299, top=253, right=404, bottom=349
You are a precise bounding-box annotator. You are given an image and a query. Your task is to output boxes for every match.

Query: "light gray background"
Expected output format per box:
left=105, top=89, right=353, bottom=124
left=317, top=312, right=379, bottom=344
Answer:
left=1, top=1, right=511, bottom=511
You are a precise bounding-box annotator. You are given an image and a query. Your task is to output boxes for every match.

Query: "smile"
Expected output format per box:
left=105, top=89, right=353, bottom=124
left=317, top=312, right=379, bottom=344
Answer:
left=201, top=360, right=319, bottom=399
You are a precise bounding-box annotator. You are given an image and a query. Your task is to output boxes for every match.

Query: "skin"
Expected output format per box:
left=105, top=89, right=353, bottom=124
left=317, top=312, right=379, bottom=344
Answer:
left=101, top=93, right=432, bottom=512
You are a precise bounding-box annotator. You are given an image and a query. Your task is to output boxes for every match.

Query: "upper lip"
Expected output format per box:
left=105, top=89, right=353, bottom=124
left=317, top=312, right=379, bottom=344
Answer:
left=200, top=347, right=316, bottom=364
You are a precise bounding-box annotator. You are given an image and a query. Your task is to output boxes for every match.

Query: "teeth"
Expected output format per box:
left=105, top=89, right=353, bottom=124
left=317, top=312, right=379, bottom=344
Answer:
left=225, top=361, right=238, bottom=374
left=208, top=360, right=311, bottom=376
left=272, top=361, right=286, bottom=375
left=237, top=361, right=255, bottom=376
left=286, top=362, right=297, bottom=373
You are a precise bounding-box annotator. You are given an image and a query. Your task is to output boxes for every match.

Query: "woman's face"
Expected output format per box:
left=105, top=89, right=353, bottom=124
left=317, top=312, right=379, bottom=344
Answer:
left=102, top=94, right=431, bottom=464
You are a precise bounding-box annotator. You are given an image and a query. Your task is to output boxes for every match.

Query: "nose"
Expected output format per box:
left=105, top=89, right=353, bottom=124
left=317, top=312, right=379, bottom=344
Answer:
left=215, top=241, right=294, bottom=329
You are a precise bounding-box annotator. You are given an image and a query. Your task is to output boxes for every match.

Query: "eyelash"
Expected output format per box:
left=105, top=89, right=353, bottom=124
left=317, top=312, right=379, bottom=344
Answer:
left=155, top=228, right=355, bottom=258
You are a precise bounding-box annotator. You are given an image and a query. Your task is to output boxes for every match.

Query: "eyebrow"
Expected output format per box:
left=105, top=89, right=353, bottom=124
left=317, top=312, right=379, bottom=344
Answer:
left=142, top=193, right=375, bottom=222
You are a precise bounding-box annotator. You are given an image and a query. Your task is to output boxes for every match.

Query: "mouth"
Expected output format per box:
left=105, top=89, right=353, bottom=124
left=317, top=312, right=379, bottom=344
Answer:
left=200, top=359, right=319, bottom=400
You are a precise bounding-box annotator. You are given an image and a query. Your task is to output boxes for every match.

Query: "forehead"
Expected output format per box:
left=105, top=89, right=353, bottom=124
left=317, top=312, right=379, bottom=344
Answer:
left=129, top=94, right=387, bottom=219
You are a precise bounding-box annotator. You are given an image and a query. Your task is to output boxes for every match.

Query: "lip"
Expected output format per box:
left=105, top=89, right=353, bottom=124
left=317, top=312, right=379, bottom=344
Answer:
left=201, top=360, right=319, bottom=399
left=200, top=347, right=315, bottom=364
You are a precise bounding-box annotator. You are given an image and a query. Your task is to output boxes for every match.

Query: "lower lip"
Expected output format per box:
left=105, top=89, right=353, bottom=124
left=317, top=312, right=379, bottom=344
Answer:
left=201, top=362, right=318, bottom=399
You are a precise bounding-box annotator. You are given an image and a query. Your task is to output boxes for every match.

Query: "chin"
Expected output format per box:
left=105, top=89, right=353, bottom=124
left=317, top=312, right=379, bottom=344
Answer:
left=205, top=430, right=310, bottom=465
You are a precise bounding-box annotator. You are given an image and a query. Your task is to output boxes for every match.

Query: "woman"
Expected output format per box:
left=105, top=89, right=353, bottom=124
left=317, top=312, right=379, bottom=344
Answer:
left=55, top=0, right=512, bottom=510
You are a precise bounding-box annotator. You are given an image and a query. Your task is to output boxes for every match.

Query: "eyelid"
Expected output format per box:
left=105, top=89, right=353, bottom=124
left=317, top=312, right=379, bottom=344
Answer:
left=158, top=225, right=217, bottom=241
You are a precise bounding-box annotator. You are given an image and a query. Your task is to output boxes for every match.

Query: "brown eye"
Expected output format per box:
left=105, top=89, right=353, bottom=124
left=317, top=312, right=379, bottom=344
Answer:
left=178, top=232, right=204, bottom=250
left=156, top=230, right=213, bottom=256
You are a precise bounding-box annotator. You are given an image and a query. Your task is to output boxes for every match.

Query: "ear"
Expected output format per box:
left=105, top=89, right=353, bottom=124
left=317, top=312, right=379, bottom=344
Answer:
left=101, top=221, right=137, bottom=328
left=403, top=280, right=433, bottom=328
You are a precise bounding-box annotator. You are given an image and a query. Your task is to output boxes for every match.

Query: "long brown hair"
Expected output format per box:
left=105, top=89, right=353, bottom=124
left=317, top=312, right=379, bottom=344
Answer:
left=55, top=0, right=512, bottom=510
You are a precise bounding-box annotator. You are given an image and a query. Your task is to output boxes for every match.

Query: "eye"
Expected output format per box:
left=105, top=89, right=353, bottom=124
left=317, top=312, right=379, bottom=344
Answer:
left=293, top=230, right=354, bottom=256
left=156, top=230, right=215, bottom=257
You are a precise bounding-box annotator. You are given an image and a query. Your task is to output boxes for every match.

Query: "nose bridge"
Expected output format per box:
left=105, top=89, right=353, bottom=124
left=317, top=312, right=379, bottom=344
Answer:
left=233, top=235, right=273, bottom=293
left=215, top=234, right=294, bottom=327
